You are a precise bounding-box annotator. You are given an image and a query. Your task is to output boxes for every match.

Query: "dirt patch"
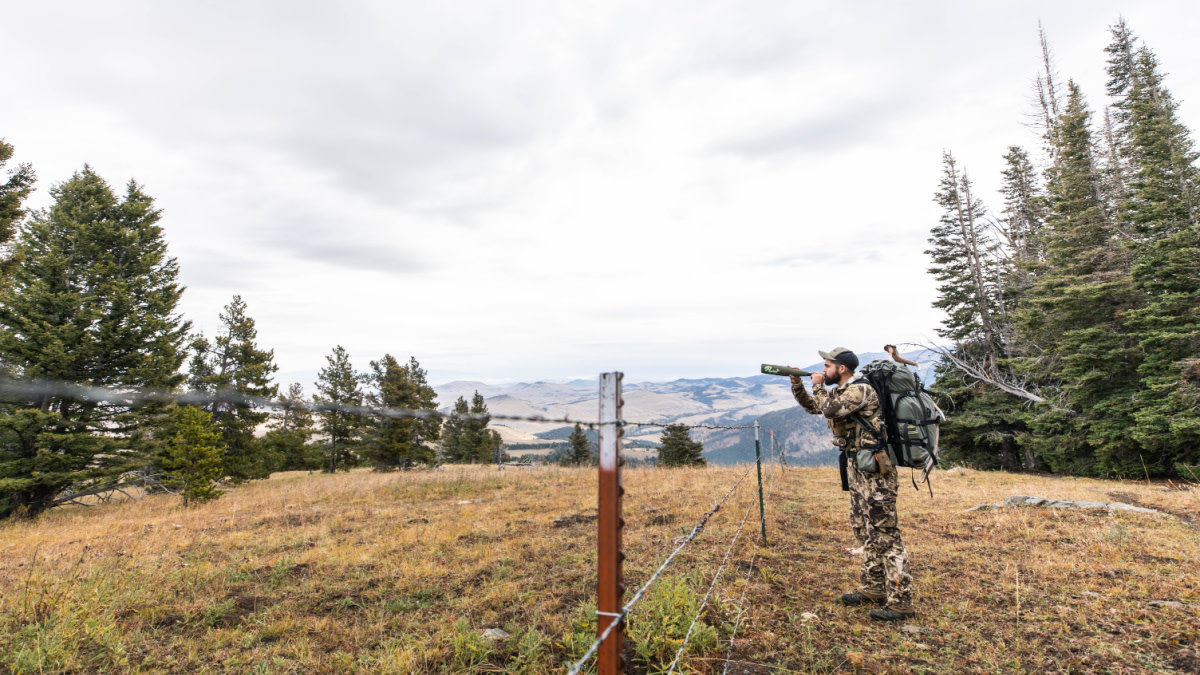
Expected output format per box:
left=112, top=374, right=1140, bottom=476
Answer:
left=151, top=614, right=184, bottom=628
left=209, top=595, right=277, bottom=627
left=1151, top=504, right=1198, bottom=528
left=552, top=512, right=597, bottom=527
left=1132, top=553, right=1182, bottom=565
left=233, top=595, right=277, bottom=612
left=258, top=512, right=323, bottom=528
left=1170, top=646, right=1200, bottom=672
left=457, top=531, right=500, bottom=544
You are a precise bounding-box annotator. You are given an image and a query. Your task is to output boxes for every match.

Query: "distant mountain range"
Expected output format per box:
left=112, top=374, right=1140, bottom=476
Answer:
left=433, top=349, right=941, bottom=466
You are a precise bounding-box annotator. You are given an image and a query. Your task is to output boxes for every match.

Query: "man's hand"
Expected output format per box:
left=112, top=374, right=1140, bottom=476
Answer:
left=788, top=367, right=804, bottom=386
left=811, top=372, right=826, bottom=385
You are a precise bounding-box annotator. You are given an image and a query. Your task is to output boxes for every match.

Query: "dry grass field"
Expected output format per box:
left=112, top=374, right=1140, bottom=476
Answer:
left=1, top=463, right=1197, bottom=674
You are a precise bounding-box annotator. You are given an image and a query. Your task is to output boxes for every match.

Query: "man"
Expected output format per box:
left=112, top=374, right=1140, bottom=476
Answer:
left=790, top=347, right=914, bottom=621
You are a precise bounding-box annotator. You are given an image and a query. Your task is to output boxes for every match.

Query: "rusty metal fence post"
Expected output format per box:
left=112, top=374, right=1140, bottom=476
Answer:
left=597, top=372, right=625, bottom=675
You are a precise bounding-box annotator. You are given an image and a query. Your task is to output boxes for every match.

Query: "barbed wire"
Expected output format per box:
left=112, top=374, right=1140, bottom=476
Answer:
left=623, top=421, right=759, bottom=431
left=0, top=376, right=768, bottom=433
left=721, top=455, right=782, bottom=674
left=665, top=452, right=780, bottom=674
left=567, top=461, right=756, bottom=675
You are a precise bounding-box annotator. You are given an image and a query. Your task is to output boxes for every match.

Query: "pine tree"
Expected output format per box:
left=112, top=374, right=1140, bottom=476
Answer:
left=440, top=396, right=471, bottom=463
left=469, top=392, right=504, bottom=464
left=313, top=345, right=366, bottom=472
left=365, top=355, right=441, bottom=469
left=263, top=383, right=321, bottom=471
left=996, top=146, right=1046, bottom=299
left=657, top=424, right=705, bottom=467
left=1018, top=82, right=1140, bottom=475
left=0, top=166, right=189, bottom=517
left=1116, top=44, right=1200, bottom=475
left=1103, top=17, right=1139, bottom=197
left=926, top=152, right=1005, bottom=364
left=440, top=391, right=500, bottom=463
left=159, top=406, right=224, bottom=506
left=562, top=423, right=594, bottom=466
left=188, top=295, right=279, bottom=481
left=927, top=146, right=1049, bottom=471
left=0, top=138, right=36, bottom=282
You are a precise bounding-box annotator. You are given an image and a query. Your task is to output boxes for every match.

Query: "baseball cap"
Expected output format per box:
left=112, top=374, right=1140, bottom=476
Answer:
left=818, top=347, right=859, bottom=371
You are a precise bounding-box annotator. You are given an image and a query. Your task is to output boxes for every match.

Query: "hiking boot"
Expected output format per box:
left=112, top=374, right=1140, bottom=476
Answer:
left=869, top=606, right=915, bottom=621
left=840, top=591, right=885, bottom=607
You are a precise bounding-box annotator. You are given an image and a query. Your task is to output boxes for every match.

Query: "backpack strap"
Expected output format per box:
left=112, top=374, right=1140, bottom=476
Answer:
left=851, top=413, right=884, bottom=449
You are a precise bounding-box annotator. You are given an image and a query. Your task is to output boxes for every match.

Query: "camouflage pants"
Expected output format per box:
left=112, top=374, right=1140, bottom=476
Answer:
left=849, top=484, right=867, bottom=546
left=847, top=453, right=913, bottom=610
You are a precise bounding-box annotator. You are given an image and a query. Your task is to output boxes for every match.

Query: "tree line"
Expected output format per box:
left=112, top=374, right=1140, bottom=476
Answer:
left=0, top=154, right=507, bottom=516
left=544, top=422, right=705, bottom=468
left=927, top=19, right=1199, bottom=480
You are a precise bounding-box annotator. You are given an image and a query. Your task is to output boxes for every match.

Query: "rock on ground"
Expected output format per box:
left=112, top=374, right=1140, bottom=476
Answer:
left=969, top=495, right=1161, bottom=515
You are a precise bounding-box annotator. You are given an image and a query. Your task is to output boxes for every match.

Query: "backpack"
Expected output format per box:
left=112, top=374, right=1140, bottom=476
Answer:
left=853, top=359, right=942, bottom=495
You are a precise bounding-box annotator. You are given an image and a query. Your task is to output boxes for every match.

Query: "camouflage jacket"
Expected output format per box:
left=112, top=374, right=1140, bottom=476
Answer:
left=791, top=378, right=884, bottom=452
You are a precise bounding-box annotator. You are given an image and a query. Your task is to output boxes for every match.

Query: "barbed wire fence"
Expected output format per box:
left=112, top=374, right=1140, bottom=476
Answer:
left=663, top=450, right=782, bottom=675
left=570, top=374, right=788, bottom=675
left=0, top=372, right=792, bottom=674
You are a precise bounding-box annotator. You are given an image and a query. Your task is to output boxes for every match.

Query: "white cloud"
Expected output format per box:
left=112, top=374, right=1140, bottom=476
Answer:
left=4, top=0, right=1198, bottom=385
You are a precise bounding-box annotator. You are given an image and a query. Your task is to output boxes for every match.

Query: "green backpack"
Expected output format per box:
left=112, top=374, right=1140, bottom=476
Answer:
left=855, top=360, right=942, bottom=494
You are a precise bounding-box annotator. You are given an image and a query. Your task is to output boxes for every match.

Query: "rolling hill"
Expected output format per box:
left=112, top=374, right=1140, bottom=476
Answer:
left=434, top=349, right=940, bottom=465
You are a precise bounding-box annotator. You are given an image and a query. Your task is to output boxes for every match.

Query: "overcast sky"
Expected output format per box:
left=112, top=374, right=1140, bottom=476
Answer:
left=5, top=1, right=1198, bottom=387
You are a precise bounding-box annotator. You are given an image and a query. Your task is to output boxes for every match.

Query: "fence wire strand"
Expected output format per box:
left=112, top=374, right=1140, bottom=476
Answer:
left=0, top=377, right=768, bottom=433
left=623, top=421, right=759, bottom=431
left=566, top=461, right=757, bottom=675
left=721, top=456, right=782, bottom=674
left=664, top=456, right=775, bottom=674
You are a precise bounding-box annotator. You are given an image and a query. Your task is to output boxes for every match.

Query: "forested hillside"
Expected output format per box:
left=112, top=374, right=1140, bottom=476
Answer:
left=927, top=21, right=1200, bottom=479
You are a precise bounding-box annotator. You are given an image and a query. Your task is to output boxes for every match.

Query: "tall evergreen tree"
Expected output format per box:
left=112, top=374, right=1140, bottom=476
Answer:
left=1017, top=82, right=1140, bottom=475
left=0, top=138, right=36, bottom=282
left=0, top=167, right=189, bottom=517
left=313, top=345, right=366, bottom=472
left=657, top=424, right=705, bottom=467
left=365, top=355, right=441, bottom=469
left=996, top=146, right=1046, bottom=299
left=188, top=295, right=279, bottom=481
left=1117, top=44, right=1200, bottom=475
left=926, top=152, right=1005, bottom=365
left=263, top=382, right=321, bottom=471
left=1102, top=17, right=1139, bottom=197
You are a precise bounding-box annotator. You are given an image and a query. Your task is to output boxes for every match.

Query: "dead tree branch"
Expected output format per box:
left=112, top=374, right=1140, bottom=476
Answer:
left=921, top=343, right=1047, bottom=404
